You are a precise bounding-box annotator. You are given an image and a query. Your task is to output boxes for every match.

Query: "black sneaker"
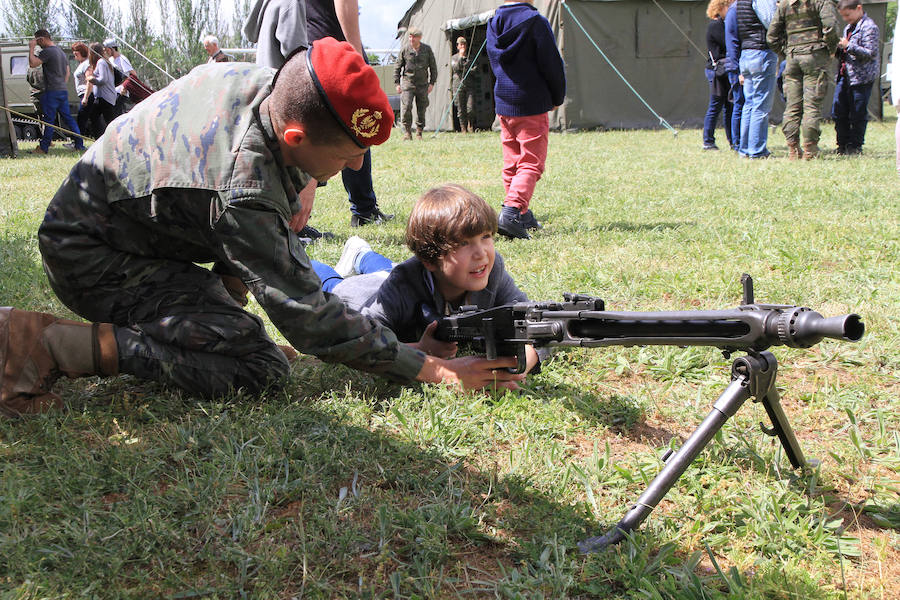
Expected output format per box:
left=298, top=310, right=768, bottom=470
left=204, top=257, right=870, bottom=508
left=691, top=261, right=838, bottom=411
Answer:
left=498, top=205, right=530, bottom=240
left=351, top=207, right=394, bottom=227
left=297, top=225, right=334, bottom=245
left=702, top=143, right=719, bottom=151
left=520, top=209, right=542, bottom=230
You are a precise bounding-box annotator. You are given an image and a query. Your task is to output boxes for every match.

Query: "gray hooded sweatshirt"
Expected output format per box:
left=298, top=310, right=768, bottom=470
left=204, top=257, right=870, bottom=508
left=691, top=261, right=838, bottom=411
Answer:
left=243, top=0, right=308, bottom=68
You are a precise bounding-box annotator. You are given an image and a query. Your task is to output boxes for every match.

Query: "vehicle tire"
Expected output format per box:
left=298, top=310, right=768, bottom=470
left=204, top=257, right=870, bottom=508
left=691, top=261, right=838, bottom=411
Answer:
left=14, top=124, right=23, bottom=140
left=23, top=124, right=40, bottom=140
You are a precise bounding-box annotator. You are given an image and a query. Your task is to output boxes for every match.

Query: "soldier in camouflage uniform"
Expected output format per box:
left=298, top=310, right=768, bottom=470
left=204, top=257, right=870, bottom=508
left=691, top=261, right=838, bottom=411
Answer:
left=0, top=38, right=522, bottom=417
left=451, top=36, right=476, bottom=133
left=767, top=0, right=840, bottom=159
left=394, top=27, right=437, bottom=140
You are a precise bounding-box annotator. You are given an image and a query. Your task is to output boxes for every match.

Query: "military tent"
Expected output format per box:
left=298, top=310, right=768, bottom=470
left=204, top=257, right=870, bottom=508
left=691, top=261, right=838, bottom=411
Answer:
left=397, top=0, right=890, bottom=131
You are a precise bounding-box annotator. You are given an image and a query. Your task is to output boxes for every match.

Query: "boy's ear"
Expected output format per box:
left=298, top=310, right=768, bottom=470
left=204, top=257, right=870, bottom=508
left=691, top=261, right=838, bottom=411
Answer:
left=282, top=126, right=307, bottom=147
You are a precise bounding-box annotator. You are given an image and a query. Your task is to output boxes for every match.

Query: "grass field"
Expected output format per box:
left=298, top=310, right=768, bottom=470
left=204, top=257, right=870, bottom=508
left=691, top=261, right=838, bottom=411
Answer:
left=1, top=112, right=898, bottom=599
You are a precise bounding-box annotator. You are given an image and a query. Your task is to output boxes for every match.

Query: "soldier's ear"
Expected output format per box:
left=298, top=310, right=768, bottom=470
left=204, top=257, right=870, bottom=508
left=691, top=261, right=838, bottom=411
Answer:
left=282, top=126, right=307, bottom=147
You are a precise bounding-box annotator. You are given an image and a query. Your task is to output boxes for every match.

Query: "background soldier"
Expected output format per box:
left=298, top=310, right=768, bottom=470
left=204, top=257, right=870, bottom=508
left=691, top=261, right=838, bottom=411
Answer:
left=394, top=27, right=437, bottom=140
left=451, top=36, right=476, bottom=133
left=767, top=0, right=840, bottom=159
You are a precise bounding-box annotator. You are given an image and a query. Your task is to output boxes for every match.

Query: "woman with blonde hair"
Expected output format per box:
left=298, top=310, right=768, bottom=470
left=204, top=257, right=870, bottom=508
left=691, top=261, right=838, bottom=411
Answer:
left=701, top=0, right=734, bottom=150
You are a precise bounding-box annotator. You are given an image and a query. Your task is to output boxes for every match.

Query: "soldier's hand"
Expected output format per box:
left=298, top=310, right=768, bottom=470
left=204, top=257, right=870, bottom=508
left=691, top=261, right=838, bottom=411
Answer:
left=416, top=355, right=525, bottom=391
left=396, top=84, right=401, bottom=93
left=427, top=84, right=434, bottom=94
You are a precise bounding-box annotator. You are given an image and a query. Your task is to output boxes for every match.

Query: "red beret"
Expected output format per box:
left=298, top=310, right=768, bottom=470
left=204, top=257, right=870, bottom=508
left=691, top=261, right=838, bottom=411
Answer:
left=306, top=37, right=394, bottom=147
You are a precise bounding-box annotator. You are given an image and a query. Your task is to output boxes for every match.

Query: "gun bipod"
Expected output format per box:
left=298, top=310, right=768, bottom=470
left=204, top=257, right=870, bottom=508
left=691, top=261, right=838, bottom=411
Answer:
left=578, top=350, right=810, bottom=553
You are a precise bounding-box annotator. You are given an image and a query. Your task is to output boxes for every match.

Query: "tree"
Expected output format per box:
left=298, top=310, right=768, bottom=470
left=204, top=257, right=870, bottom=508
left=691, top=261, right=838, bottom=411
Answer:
left=1, top=0, right=57, bottom=38
left=63, top=0, right=111, bottom=44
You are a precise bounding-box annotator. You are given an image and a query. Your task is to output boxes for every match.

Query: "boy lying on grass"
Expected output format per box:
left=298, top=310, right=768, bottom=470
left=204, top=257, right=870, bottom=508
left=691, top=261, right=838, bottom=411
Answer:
left=311, top=184, right=541, bottom=373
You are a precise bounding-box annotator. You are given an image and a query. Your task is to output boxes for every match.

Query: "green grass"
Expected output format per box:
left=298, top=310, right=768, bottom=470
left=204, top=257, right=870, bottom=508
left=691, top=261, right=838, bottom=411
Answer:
left=1, top=112, right=898, bottom=598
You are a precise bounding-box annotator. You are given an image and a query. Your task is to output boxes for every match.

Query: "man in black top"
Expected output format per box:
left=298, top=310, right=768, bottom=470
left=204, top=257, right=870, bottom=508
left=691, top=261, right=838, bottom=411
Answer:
left=306, top=0, right=393, bottom=228
left=28, top=29, right=84, bottom=154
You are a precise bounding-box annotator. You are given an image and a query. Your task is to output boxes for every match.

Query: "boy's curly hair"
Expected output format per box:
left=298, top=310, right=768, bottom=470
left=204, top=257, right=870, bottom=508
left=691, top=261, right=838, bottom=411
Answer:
left=405, top=185, right=497, bottom=264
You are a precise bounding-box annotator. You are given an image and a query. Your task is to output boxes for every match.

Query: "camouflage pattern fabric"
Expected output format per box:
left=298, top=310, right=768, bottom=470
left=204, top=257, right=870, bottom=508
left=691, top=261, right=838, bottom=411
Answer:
left=768, top=0, right=840, bottom=58
left=781, top=52, right=830, bottom=144
left=37, top=62, right=425, bottom=398
left=401, top=86, right=430, bottom=131
left=394, top=43, right=437, bottom=90
left=768, top=0, right=838, bottom=144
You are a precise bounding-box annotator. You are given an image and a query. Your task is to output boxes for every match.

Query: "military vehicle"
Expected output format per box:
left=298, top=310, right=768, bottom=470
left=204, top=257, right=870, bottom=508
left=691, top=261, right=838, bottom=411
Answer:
left=1, top=39, right=80, bottom=141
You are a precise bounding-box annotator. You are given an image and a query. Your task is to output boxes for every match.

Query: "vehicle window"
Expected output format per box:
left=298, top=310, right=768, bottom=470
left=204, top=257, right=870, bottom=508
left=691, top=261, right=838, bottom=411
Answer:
left=10, top=55, right=28, bottom=75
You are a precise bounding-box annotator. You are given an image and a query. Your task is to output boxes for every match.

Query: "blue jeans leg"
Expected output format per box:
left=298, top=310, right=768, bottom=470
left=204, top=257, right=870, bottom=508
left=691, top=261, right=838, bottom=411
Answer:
left=311, top=260, right=343, bottom=293
left=356, top=250, right=393, bottom=275
left=39, top=90, right=83, bottom=152
left=342, top=149, right=378, bottom=217
left=729, top=77, right=744, bottom=150
left=739, top=50, right=776, bottom=157
left=703, top=90, right=726, bottom=145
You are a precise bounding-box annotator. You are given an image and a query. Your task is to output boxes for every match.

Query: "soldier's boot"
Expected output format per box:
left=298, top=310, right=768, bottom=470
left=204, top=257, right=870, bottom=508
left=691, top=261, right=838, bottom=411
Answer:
left=0, top=308, right=118, bottom=417
left=402, top=126, right=412, bottom=141
left=802, top=141, right=819, bottom=160
left=786, top=140, right=802, bottom=161
left=416, top=128, right=423, bottom=140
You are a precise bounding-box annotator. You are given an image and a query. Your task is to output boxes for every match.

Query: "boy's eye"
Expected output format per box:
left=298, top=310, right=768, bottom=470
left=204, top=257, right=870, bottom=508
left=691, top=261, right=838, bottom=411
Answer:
left=482, top=233, right=493, bottom=240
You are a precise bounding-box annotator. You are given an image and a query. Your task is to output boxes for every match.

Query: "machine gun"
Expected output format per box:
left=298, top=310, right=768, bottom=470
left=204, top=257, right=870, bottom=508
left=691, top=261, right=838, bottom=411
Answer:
left=434, top=275, right=864, bottom=552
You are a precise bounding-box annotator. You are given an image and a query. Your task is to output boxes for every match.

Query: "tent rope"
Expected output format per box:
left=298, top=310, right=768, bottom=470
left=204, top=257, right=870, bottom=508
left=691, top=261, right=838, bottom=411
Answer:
left=650, top=0, right=708, bottom=61
left=0, top=104, right=92, bottom=142
left=563, top=2, right=676, bottom=134
left=431, top=35, right=487, bottom=137
left=70, top=0, right=175, bottom=83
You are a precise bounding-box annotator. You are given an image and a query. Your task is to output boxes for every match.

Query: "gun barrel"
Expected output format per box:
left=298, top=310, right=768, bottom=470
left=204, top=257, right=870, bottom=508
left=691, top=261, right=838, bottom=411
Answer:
left=773, top=311, right=864, bottom=348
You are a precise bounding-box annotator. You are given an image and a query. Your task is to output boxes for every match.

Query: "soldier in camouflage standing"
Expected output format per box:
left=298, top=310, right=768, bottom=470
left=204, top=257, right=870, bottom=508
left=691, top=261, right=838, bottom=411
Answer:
left=394, top=27, right=437, bottom=140
left=451, top=36, right=476, bottom=133
left=767, top=0, right=840, bottom=159
left=0, top=38, right=523, bottom=417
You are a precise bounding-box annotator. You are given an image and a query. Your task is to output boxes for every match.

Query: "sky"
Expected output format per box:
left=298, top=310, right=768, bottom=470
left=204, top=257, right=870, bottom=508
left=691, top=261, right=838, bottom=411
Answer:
left=358, top=0, right=410, bottom=51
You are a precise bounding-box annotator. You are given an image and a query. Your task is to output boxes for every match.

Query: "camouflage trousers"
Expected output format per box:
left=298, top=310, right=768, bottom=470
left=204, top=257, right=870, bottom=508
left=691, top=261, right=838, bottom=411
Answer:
left=781, top=52, right=831, bottom=145
left=37, top=171, right=289, bottom=399
left=401, top=84, right=429, bottom=131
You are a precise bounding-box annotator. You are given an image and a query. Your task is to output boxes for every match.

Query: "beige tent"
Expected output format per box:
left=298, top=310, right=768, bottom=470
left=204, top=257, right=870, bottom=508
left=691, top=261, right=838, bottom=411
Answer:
left=397, top=0, right=890, bottom=131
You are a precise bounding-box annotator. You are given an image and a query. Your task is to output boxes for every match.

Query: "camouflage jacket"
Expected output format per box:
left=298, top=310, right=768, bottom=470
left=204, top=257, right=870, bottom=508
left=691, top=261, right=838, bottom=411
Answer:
left=450, top=52, right=472, bottom=92
left=82, top=62, right=425, bottom=381
left=394, top=43, right=437, bottom=89
left=767, top=0, right=840, bottom=57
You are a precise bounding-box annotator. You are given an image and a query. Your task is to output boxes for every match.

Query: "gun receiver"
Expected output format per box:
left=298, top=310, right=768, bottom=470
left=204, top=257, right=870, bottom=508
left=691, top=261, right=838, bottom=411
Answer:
left=434, top=275, right=865, bottom=552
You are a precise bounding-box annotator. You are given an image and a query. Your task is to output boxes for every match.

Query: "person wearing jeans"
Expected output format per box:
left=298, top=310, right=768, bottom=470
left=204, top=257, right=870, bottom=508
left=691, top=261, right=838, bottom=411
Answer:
left=735, top=0, right=775, bottom=158
left=831, top=0, right=880, bottom=155
left=738, top=49, right=776, bottom=157
left=28, top=29, right=84, bottom=154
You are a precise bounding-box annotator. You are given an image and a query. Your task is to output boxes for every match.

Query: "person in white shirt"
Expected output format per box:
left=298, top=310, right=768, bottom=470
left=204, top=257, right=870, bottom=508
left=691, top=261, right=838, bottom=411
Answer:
left=102, top=38, right=136, bottom=114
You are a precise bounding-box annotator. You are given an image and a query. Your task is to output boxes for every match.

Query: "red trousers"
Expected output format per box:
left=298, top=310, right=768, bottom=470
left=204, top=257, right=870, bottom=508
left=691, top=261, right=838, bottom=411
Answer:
left=500, top=113, right=549, bottom=212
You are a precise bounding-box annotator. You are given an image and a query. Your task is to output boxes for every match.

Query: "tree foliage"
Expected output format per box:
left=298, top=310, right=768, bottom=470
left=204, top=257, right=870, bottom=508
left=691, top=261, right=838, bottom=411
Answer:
left=1, top=0, right=56, bottom=38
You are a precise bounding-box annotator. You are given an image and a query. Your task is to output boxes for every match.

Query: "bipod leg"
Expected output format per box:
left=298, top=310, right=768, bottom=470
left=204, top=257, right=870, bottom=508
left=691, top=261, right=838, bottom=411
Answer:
left=752, top=351, right=808, bottom=470
left=578, top=354, right=764, bottom=554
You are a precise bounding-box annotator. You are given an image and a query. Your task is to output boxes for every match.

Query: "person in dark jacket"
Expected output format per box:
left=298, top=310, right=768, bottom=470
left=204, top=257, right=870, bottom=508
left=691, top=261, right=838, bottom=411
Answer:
left=724, top=2, right=744, bottom=150
left=702, top=0, right=735, bottom=150
left=487, top=1, right=566, bottom=240
left=736, top=0, right=777, bottom=158
left=831, top=0, right=880, bottom=155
